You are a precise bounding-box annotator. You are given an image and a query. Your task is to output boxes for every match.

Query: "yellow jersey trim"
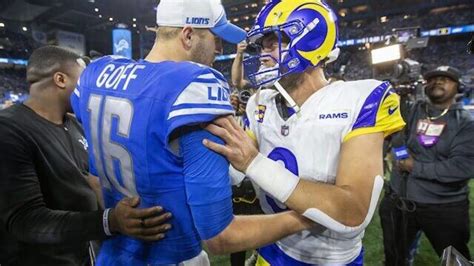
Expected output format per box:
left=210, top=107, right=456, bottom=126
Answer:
left=344, top=90, right=406, bottom=142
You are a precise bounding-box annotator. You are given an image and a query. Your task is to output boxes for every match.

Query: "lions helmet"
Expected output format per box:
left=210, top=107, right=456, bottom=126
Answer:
left=244, top=0, right=340, bottom=87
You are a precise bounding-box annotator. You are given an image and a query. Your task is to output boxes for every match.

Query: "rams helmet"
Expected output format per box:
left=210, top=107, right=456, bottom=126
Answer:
left=244, top=0, right=340, bottom=87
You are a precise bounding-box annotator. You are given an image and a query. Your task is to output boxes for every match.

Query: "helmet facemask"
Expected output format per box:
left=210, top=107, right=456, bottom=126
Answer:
left=244, top=20, right=308, bottom=88
left=244, top=1, right=340, bottom=89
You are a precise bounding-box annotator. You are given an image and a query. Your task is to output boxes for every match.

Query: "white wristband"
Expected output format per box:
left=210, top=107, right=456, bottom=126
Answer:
left=229, top=165, right=246, bottom=186
left=245, top=153, right=300, bottom=203
left=103, top=208, right=113, bottom=236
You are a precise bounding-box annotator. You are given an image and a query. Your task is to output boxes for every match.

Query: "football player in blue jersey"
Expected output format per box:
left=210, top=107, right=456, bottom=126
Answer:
left=70, top=0, right=314, bottom=265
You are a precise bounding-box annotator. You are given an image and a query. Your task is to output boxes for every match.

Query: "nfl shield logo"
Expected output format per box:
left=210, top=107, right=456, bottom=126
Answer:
left=281, top=125, right=290, bottom=136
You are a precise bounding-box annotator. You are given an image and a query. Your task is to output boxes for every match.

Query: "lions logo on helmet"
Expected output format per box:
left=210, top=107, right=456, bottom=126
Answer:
left=244, top=0, right=340, bottom=87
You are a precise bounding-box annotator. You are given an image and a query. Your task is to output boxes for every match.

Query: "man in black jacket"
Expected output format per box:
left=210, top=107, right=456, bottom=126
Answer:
left=380, top=66, right=474, bottom=265
left=0, top=46, right=170, bottom=266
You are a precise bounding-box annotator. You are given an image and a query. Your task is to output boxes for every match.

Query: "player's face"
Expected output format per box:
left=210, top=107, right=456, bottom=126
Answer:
left=259, top=34, right=279, bottom=68
left=258, top=33, right=289, bottom=68
left=425, top=75, right=458, bottom=104
left=191, top=29, right=219, bottom=67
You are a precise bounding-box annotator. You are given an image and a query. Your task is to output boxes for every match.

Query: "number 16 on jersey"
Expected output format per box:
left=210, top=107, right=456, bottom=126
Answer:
left=87, top=94, right=138, bottom=197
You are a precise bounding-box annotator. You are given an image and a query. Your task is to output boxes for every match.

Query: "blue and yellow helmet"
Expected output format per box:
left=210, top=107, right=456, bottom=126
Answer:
left=245, top=0, right=339, bottom=87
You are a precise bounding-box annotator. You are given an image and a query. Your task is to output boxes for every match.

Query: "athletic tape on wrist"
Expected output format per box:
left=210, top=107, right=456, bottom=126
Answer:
left=246, top=152, right=384, bottom=237
left=229, top=165, right=246, bottom=186
left=245, top=153, right=300, bottom=203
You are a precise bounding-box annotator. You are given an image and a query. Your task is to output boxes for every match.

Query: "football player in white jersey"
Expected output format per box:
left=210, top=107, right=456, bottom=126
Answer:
left=203, top=0, right=406, bottom=265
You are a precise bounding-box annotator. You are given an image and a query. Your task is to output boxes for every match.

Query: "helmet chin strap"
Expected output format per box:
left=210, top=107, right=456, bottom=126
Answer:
left=274, top=81, right=301, bottom=116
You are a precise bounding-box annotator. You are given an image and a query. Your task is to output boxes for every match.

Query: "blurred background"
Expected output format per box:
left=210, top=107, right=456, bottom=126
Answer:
left=0, top=0, right=473, bottom=105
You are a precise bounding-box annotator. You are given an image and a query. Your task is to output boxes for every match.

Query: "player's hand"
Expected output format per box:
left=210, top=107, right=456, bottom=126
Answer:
left=236, top=41, right=247, bottom=55
left=109, top=197, right=172, bottom=241
left=203, top=115, right=259, bottom=173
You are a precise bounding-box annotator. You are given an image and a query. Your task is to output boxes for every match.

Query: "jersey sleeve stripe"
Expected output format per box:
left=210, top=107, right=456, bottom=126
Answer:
left=171, top=103, right=235, bottom=112
left=168, top=107, right=234, bottom=120
left=73, top=88, right=81, bottom=97
left=352, top=81, right=391, bottom=130
left=196, top=72, right=230, bottom=88
left=193, top=78, right=226, bottom=85
left=173, top=81, right=231, bottom=106
left=206, top=68, right=227, bottom=83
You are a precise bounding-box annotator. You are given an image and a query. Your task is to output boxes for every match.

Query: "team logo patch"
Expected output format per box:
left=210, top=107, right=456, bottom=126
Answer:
left=186, top=17, right=210, bottom=25
left=114, top=39, right=129, bottom=53
left=388, top=106, right=398, bottom=115
left=255, top=105, right=266, bottom=123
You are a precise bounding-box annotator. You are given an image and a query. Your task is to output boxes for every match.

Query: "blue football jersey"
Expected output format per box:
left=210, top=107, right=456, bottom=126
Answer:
left=71, top=56, right=234, bottom=264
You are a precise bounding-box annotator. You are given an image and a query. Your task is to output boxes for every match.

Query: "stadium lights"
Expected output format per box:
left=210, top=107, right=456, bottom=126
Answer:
left=99, top=14, right=102, bottom=18
left=371, top=44, right=402, bottom=65
left=94, top=8, right=99, bottom=12
left=22, top=26, right=28, bottom=32
left=0, top=23, right=4, bottom=27
left=133, top=24, right=137, bottom=28
left=109, top=17, right=113, bottom=21
left=133, top=18, right=137, bottom=22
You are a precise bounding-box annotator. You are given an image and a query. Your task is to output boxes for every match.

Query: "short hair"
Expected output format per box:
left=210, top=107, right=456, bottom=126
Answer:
left=156, top=27, right=182, bottom=40
left=155, top=26, right=208, bottom=41
left=26, top=45, right=81, bottom=84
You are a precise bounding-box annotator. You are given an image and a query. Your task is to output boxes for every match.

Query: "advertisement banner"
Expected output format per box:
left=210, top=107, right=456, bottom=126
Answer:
left=113, top=29, right=132, bottom=58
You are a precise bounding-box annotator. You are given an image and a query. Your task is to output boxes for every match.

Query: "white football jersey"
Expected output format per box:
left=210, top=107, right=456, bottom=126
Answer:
left=246, top=80, right=405, bottom=264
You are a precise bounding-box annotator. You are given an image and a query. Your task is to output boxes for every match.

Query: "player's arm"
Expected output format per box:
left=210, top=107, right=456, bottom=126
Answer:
left=204, top=118, right=383, bottom=233
left=179, top=127, right=311, bottom=255
left=277, top=85, right=405, bottom=230
left=0, top=122, right=170, bottom=243
left=203, top=82, right=405, bottom=234
left=84, top=173, right=104, bottom=209
left=285, top=132, right=384, bottom=227
left=206, top=210, right=310, bottom=255
left=231, top=42, right=250, bottom=89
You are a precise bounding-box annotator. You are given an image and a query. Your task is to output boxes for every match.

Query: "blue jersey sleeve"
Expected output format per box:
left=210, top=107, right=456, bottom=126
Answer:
left=166, top=67, right=234, bottom=143
left=179, top=127, right=233, bottom=240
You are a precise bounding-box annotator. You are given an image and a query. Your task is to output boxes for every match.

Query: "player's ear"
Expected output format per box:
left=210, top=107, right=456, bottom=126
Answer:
left=181, top=26, right=194, bottom=51
left=53, top=71, right=67, bottom=89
